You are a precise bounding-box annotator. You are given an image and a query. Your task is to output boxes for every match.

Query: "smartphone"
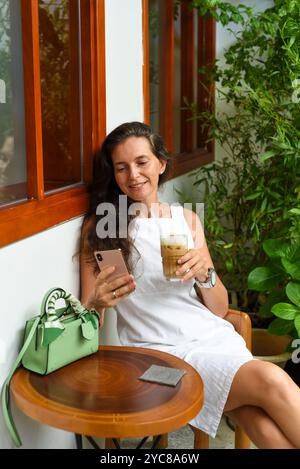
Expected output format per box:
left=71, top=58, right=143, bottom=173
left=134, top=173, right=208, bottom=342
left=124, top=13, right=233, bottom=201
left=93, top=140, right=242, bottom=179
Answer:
left=94, top=249, right=129, bottom=282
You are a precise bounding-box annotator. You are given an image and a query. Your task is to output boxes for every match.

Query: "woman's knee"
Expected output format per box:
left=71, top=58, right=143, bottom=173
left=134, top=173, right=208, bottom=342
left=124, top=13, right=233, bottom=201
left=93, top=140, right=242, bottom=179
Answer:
left=254, top=361, right=293, bottom=405
left=226, top=360, right=292, bottom=410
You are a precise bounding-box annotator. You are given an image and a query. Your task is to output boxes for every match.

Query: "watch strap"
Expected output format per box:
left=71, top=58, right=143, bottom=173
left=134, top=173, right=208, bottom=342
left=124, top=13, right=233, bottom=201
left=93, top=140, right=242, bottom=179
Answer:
left=194, top=268, right=216, bottom=289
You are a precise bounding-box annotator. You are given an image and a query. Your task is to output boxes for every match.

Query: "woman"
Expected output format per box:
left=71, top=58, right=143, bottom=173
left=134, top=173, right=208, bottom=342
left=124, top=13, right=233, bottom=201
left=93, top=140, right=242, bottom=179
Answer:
left=80, top=121, right=300, bottom=448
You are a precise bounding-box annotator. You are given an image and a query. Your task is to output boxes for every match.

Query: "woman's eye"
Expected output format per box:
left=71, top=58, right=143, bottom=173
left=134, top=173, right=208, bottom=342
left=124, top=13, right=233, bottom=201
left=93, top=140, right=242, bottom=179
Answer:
left=138, top=161, right=147, bottom=166
left=116, top=167, right=126, bottom=172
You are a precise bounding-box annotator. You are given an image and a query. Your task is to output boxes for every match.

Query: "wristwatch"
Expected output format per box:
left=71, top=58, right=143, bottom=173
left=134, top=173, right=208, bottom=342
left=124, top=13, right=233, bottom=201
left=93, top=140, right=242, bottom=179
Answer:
left=194, top=267, right=216, bottom=289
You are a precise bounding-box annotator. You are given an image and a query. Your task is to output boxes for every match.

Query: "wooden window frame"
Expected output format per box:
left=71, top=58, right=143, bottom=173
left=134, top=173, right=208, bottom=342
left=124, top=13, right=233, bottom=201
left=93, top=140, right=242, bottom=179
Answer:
left=0, top=0, right=106, bottom=247
left=143, top=0, right=215, bottom=179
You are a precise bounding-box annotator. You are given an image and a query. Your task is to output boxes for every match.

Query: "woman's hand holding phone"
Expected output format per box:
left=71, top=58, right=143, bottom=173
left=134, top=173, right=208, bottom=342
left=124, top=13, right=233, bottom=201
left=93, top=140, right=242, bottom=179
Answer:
left=89, top=265, right=136, bottom=310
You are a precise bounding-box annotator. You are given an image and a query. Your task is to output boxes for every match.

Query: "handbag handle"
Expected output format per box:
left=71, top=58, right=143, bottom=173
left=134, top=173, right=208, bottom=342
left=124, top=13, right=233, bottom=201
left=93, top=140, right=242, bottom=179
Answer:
left=41, top=288, right=86, bottom=319
left=40, top=287, right=69, bottom=320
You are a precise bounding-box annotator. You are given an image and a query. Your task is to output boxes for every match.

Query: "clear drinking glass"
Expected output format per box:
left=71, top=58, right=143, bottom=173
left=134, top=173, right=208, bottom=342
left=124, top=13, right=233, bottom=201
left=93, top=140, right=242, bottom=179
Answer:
left=160, top=233, right=188, bottom=281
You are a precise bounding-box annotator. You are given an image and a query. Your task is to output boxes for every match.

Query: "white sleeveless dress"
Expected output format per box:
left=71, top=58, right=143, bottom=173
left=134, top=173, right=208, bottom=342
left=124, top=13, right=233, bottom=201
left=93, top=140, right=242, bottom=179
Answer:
left=115, top=205, right=253, bottom=437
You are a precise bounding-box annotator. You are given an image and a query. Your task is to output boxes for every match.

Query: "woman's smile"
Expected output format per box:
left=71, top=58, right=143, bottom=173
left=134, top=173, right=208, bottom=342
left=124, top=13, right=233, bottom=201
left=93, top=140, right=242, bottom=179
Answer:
left=128, top=181, right=148, bottom=190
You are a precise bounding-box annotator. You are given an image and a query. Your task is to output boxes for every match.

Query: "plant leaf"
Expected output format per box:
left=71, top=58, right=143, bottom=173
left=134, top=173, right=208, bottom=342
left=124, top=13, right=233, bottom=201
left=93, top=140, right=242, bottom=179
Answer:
left=284, top=245, right=300, bottom=262
left=260, top=150, right=275, bottom=161
left=262, top=239, right=289, bottom=258
left=282, top=259, right=300, bottom=280
left=268, top=318, right=295, bottom=336
left=271, top=303, right=300, bottom=320
left=286, top=282, right=300, bottom=307
left=294, top=315, right=300, bottom=338
left=258, top=290, right=287, bottom=317
left=248, top=267, right=282, bottom=291
left=245, top=192, right=261, bottom=200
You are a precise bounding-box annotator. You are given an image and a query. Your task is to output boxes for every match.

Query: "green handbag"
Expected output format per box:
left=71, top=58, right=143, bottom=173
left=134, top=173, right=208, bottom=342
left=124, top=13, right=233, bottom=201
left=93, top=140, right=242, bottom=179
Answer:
left=1, top=287, right=100, bottom=447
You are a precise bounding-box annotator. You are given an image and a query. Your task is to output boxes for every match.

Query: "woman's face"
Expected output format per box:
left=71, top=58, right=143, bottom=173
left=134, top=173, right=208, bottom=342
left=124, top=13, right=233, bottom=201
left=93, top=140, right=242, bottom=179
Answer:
left=111, top=136, right=167, bottom=207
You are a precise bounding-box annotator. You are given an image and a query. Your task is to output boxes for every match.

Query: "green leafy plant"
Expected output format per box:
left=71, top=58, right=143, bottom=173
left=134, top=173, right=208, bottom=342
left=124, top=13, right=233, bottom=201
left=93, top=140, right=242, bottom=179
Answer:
left=187, top=0, right=252, bottom=26
left=248, top=239, right=300, bottom=339
left=215, top=0, right=300, bottom=243
left=181, top=0, right=300, bottom=313
left=179, top=106, right=267, bottom=310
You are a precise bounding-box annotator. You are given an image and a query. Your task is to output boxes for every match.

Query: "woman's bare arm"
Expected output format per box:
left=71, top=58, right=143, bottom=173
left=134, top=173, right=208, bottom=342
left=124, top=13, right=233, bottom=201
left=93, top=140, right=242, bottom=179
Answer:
left=183, top=208, right=229, bottom=317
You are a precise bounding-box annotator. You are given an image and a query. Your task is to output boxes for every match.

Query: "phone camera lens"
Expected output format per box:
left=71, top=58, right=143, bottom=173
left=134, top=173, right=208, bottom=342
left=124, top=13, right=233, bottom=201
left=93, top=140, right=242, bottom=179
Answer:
left=96, top=254, right=103, bottom=261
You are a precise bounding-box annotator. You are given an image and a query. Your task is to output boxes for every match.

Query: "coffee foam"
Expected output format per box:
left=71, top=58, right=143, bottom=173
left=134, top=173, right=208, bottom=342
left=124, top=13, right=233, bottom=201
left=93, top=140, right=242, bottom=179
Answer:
left=160, top=233, right=187, bottom=246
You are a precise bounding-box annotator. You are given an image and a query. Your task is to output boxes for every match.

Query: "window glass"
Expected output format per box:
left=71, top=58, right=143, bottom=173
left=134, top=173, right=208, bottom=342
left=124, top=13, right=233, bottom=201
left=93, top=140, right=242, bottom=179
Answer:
left=148, top=2, right=214, bottom=156
left=149, top=0, right=159, bottom=135
left=173, top=7, right=181, bottom=154
left=148, top=0, right=184, bottom=153
left=39, top=0, right=82, bottom=192
left=0, top=0, right=27, bottom=206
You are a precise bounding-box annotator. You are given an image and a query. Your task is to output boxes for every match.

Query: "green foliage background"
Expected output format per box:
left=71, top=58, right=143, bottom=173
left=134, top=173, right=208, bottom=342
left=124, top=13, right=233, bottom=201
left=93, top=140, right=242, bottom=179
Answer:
left=180, top=0, right=300, bottom=313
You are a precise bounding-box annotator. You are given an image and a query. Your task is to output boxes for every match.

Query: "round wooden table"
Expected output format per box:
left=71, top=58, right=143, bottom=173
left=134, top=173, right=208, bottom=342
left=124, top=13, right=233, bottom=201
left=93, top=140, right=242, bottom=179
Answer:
left=11, top=345, right=203, bottom=447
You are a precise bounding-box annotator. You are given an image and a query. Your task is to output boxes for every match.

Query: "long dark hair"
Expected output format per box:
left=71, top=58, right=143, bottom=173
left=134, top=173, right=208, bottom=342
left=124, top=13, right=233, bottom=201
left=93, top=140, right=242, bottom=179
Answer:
left=81, top=121, right=172, bottom=271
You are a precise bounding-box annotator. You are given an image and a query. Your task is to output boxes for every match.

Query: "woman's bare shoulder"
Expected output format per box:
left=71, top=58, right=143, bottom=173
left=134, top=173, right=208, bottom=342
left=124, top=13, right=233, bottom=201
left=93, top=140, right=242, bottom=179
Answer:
left=183, top=207, right=200, bottom=234
left=183, top=207, right=198, bottom=222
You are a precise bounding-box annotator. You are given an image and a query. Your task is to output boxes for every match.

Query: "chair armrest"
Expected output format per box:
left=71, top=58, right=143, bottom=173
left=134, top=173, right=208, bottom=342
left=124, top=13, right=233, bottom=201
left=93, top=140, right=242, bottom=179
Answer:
left=224, top=309, right=252, bottom=352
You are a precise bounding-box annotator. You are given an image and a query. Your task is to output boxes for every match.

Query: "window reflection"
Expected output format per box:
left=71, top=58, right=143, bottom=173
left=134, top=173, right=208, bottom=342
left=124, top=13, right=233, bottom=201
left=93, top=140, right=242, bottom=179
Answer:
left=0, top=0, right=27, bottom=206
left=149, top=0, right=160, bottom=135
left=39, top=0, right=82, bottom=192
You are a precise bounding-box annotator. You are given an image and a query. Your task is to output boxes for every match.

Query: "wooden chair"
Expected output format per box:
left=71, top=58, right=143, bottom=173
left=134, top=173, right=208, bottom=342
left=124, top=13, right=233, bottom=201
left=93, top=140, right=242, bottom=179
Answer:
left=156, top=309, right=252, bottom=449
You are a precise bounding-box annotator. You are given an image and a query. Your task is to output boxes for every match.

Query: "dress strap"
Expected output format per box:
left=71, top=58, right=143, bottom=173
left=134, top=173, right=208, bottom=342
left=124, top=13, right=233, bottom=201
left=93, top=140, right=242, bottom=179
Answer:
left=170, top=204, right=187, bottom=234
left=170, top=204, right=184, bottom=221
left=170, top=204, right=194, bottom=249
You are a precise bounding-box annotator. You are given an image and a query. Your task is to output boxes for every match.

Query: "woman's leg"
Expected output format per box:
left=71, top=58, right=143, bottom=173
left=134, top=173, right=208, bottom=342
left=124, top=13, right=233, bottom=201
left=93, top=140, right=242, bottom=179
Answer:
left=224, top=360, right=300, bottom=448
left=226, top=405, right=295, bottom=449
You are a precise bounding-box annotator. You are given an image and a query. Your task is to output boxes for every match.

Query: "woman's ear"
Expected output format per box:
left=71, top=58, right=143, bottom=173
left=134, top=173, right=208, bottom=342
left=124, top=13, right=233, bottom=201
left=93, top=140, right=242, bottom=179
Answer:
left=159, top=160, right=167, bottom=175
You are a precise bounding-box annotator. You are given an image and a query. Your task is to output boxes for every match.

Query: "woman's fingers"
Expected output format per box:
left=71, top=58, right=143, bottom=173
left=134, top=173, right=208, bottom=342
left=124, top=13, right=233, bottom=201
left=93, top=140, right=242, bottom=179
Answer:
left=95, top=265, right=116, bottom=285
left=95, top=266, right=134, bottom=290
left=176, top=249, right=200, bottom=274
left=108, top=273, right=135, bottom=292
left=177, top=249, right=197, bottom=265
left=176, top=249, right=208, bottom=282
left=110, top=280, right=136, bottom=301
left=94, top=267, right=136, bottom=307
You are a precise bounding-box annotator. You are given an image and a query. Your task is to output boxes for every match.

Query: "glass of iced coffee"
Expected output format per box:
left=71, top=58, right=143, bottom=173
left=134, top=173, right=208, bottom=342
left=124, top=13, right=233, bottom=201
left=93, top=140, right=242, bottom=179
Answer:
left=160, top=233, right=188, bottom=281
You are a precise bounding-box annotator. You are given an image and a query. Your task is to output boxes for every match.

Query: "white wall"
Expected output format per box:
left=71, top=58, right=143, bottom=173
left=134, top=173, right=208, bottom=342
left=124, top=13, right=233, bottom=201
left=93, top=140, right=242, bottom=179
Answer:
left=105, top=0, right=144, bottom=132
left=0, top=218, right=82, bottom=449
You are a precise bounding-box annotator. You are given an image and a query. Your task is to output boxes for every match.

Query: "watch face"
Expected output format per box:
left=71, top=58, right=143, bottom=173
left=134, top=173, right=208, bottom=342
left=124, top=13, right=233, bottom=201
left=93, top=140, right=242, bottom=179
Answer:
left=210, top=268, right=217, bottom=286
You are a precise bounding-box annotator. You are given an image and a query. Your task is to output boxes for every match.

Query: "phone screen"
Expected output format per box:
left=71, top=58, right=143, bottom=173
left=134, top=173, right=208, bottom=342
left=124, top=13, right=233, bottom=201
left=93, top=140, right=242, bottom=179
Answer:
left=94, top=249, right=129, bottom=281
